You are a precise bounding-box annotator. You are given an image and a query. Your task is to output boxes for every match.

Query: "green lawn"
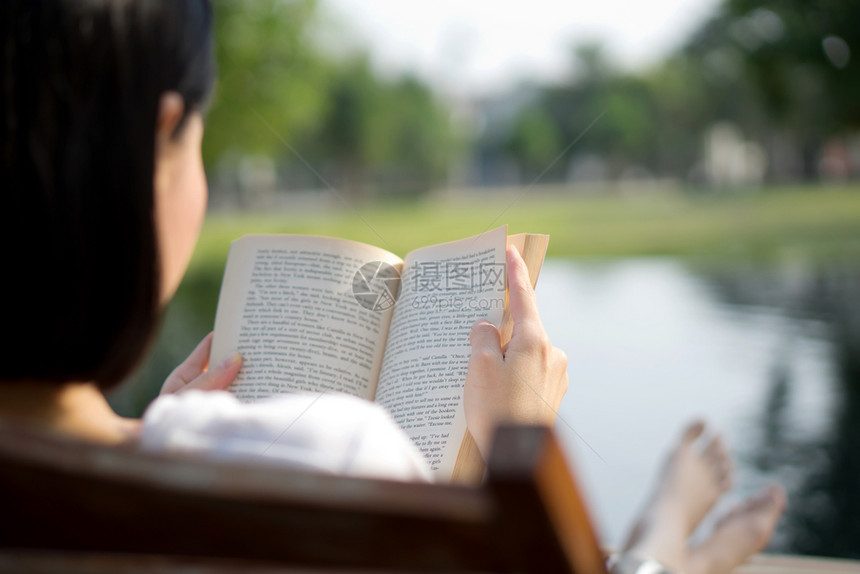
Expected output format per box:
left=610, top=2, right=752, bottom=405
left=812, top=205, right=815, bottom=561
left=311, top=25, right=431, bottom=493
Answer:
left=190, top=185, right=860, bottom=278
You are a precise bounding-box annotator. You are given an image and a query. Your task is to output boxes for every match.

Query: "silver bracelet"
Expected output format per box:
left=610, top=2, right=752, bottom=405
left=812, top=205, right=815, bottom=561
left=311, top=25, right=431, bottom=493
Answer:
left=607, top=553, right=678, bottom=574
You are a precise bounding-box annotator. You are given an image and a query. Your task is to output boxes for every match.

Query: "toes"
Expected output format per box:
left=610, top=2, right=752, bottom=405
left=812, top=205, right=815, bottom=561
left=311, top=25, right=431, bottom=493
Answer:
left=745, top=494, right=784, bottom=550
left=742, top=487, right=776, bottom=512
left=717, top=458, right=734, bottom=487
left=768, top=484, right=787, bottom=508
left=700, top=435, right=733, bottom=492
left=681, top=419, right=706, bottom=445
left=703, top=435, right=730, bottom=467
left=688, top=486, right=786, bottom=574
left=718, top=485, right=786, bottom=543
left=749, top=484, right=787, bottom=513
left=718, top=468, right=733, bottom=491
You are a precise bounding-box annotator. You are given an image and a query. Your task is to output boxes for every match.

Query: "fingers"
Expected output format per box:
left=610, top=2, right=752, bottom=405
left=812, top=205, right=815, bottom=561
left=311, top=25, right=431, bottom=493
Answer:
left=169, top=332, right=214, bottom=384
left=160, top=333, right=242, bottom=395
left=506, top=246, right=542, bottom=334
left=175, top=352, right=242, bottom=393
left=469, top=320, right=503, bottom=365
left=464, top=262, right=570, bottom=459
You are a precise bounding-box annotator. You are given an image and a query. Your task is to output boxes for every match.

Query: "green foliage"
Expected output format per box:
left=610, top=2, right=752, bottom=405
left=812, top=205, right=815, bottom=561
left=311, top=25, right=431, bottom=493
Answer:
left=202, top=2, right=455, bottom=196
left=203, top=0, right=328, bottom=165
left=723, top=0, right=860, bottom=127
left=298, top=58, right=455, bottom=196
left=201, top=2, right=858, bottom=191
left=642, top=56, right=712, bottom=175
left=501, top=2, right=860, bottom=184
left=508, top=46, right=663, bottom=179
left=506, top=108, right=562, bottom=174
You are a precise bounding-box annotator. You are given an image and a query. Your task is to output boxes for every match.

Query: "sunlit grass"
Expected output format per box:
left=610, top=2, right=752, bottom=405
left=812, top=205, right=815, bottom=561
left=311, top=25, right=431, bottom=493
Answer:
left=189, top=184, right=860, bottom=279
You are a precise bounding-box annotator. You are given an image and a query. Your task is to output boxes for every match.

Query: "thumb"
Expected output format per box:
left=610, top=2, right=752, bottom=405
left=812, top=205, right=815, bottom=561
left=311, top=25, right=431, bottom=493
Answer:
left=470, top=320, right=503, bottom=361
left=177, top=352, right=243, bottom=394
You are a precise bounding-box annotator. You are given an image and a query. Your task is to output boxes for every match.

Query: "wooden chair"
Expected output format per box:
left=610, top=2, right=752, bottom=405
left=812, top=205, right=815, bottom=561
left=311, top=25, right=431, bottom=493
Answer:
left=0, top=420, right=607, bottom=573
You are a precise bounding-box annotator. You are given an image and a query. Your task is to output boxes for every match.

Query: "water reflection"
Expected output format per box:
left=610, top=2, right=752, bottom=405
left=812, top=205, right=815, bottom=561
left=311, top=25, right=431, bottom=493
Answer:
left=536, top=258, right=857, bottom=559
left=109, top=256, right=860, bottom=559
left=701, top=261, right=860, bottom=558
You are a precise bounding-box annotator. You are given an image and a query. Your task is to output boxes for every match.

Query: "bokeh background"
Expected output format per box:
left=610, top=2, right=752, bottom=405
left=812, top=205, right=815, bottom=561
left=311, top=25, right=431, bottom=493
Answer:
left=108, top=0, right=860, bottom=558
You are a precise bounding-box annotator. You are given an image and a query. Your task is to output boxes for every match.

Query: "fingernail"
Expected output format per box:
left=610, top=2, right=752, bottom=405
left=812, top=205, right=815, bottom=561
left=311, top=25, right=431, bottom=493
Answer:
left=219, top=352, right=241, bottom=369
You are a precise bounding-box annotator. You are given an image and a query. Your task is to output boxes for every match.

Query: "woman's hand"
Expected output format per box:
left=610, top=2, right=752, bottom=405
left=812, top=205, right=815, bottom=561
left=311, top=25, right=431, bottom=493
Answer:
left=463, top=246, right=569, bottom=460
left=160, top=333, right=242, bottom=395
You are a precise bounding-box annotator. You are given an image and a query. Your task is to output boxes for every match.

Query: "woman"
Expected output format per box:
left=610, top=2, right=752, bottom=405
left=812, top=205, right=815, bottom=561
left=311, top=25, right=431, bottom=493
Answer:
left=0, top=1, right=784, bottom=572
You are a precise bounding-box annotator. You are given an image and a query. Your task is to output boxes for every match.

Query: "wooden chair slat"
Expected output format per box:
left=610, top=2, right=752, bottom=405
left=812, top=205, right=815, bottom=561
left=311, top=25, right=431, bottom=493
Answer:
left=6, top=420, right=852, bottom=574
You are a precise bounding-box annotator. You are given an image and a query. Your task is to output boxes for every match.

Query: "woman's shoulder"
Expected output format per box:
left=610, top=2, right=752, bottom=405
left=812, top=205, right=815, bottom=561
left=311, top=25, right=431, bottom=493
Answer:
left=140, top=390, right=431, bottom=482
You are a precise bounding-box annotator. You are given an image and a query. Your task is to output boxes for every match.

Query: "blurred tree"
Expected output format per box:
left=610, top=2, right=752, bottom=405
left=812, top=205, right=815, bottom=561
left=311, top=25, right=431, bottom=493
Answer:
left=202, top=2, right=455, bottom=199
left=505, top=108, right=563, bottom=178
left=504, top=44, right=664, bottom=182
left=685, top=0, right=860, bottom=179
left=726, top=0, right=859, bottom=127
left=203, top=0, right=860, bottom=193
left=293, top=56, right=455, bottom=199
left=376, top=76, right=456, bottom=195
left=312, top=55, right=380, bottom=199
left=499, top=0, right=860, bottom=187
left=204, top=0, right=329, bottom=166
left=642, top=55, right=713, bottom=178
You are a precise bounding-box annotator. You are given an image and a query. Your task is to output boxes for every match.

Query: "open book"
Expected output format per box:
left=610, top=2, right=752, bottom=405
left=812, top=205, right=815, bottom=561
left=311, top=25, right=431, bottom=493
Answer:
left=211, top=226, right=548, bottom=482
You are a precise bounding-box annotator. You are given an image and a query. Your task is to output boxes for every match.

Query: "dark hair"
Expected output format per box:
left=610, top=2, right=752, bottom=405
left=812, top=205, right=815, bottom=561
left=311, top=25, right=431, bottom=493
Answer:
left=1, top=0, right=215, bottom=389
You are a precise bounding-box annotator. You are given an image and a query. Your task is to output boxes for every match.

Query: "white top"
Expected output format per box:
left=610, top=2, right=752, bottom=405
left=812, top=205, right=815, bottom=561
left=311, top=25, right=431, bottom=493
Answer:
left=139, top=390, right=432, bottom=482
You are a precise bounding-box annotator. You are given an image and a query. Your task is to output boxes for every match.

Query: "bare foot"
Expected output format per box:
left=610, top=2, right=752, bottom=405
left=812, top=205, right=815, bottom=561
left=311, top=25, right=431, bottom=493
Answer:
left=621, top=421, right=733, bottom=571
left=620, top=421, right=784, bottom=574
left=686, top=485, right=787, bottom=574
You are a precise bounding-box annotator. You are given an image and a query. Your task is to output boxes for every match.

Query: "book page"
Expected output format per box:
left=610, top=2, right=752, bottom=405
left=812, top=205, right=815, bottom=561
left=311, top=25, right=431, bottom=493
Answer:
left=373, top=226, right=507, bottom=480
left=211, top=235, right=403, bottom=403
